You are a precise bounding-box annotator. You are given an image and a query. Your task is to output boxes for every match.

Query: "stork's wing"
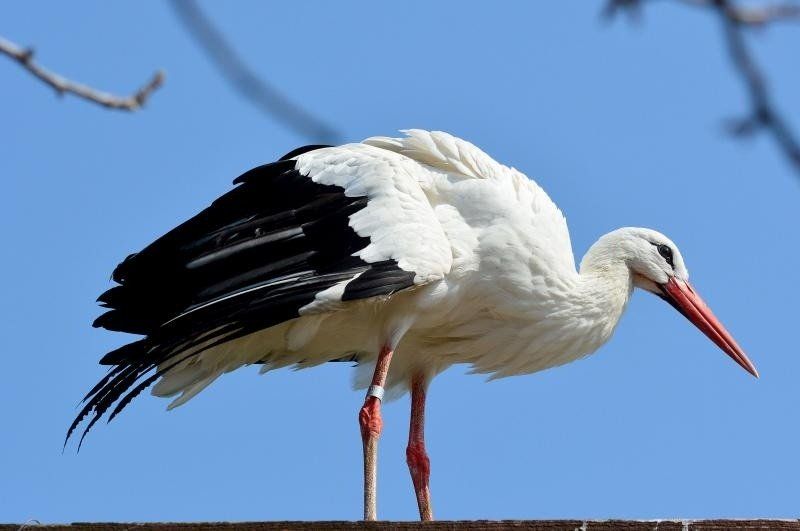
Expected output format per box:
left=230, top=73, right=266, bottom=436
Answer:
left=68, top=143, right=452, bottom=447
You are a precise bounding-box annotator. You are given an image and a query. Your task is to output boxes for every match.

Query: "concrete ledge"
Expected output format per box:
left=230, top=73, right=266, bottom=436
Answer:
left=2, top=521, right=799, bottom=531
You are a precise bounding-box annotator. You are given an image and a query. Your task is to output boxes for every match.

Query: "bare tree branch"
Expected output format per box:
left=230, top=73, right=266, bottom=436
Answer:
left=604, top=0, right=800, bottom=176
left=0, top=35, right=164, bottom=112
left=674, top=0, right=800, bottom=25
left=168, top=0, right=340, bottom=144
left=606, top=0, right=800, bottom=25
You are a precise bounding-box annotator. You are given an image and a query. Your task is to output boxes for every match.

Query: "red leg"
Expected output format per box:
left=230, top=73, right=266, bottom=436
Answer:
left=359, top=343, right=394, bottom=521
left=406, top=372, right=433, bottom=521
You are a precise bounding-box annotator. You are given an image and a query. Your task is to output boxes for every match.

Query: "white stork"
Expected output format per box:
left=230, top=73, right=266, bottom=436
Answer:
left=67, top=129, right=758, bottom=521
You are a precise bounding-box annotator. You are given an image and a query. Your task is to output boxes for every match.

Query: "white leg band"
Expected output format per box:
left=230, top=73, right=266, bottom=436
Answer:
left=366, top=385, right=385, bottom=401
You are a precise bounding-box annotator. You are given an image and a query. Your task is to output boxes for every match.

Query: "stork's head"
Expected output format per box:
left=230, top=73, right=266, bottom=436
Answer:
left=583, top=227, right=758, bottom=378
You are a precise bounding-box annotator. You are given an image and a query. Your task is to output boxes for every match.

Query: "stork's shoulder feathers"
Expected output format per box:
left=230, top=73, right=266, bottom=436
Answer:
left=364, top=129, right=510, bottom=181
left=363, top=129, right=577, bottom=281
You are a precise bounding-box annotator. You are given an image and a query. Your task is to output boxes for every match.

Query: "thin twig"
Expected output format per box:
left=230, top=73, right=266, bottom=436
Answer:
left=168, top=0, right=340, bottom=144
left=606, top=0, right=800, bottom=24
left=714, top=0, right=800, bottom=168
left=604, top=0, right=800, bottom=176
left=0, top=35, right=164, bottom=112
left=676, top=0, right=800, bottom=25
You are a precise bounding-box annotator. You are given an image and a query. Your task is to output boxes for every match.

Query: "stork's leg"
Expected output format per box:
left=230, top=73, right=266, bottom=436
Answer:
left=359, top=343, right=394, bottom=521
left=406, top=372, right=433, bottom=521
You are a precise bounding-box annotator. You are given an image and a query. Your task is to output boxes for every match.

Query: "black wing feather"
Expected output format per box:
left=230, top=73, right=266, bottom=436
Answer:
left=68, top=145, right=417, bottom=446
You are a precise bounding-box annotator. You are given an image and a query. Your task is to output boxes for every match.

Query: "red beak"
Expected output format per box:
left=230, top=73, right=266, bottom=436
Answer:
left=661, top=277, right=758, bottom=378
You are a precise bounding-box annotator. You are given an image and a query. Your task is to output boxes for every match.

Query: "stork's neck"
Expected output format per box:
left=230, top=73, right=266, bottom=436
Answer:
left=569, top=234, right=638, bottom=349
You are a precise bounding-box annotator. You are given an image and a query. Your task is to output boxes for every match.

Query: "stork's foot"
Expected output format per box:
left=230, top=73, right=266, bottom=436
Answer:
left=406, top=440, right=433, bottom=521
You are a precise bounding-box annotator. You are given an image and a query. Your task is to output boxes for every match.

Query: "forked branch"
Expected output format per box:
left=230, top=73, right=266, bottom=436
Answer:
left=0, top=35, right=164, bottom=111
left=604, top=0, right=800, bottom=176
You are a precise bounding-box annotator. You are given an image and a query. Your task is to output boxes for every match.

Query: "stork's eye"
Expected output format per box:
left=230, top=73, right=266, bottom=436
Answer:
left=657, top=244, right=674, bottom=267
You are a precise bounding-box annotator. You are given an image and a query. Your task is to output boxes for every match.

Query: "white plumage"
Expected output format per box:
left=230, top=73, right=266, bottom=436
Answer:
left=73, top=129, right=756, bottom=521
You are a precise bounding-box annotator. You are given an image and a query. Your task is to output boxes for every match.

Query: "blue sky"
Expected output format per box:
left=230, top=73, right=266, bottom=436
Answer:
left=2, top=0, right=799, bottom=523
